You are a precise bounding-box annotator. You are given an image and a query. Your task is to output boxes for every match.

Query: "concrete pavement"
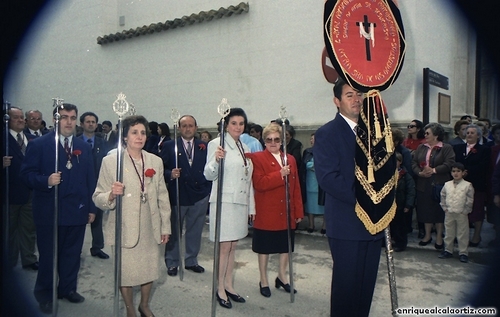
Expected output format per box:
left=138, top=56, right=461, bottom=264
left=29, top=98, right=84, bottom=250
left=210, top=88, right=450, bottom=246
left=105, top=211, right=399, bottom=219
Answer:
left=4, top=218, right=498, bottom=317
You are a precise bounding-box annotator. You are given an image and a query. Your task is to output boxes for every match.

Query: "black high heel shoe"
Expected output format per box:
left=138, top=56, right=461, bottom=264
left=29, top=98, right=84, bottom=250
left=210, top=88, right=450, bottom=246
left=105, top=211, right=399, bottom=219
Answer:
left=216, top=292, right=232, bottom=309
left=275, top=277, right=297, bottom=294
left=418, top=237, right=432, bottom=246
left=138, top=305, right=155, bottom=317
left=225, top=290, right=246, bottom=303
left=469, top=238, right=481, bottom=247
left=259, top=282, right=271, bottom=297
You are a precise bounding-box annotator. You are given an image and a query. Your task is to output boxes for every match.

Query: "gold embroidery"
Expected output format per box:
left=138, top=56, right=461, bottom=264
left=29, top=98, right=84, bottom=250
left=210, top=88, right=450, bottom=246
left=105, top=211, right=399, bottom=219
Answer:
left=355, top=200, right=397, bottom=235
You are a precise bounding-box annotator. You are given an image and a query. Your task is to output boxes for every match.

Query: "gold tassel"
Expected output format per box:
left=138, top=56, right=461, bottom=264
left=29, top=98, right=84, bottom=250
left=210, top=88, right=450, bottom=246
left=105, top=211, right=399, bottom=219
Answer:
left=368, top=159, right=375, bottom=183
left=375, top=120, right=382, bottom=139
left=386, top=131, right=394, bottom=153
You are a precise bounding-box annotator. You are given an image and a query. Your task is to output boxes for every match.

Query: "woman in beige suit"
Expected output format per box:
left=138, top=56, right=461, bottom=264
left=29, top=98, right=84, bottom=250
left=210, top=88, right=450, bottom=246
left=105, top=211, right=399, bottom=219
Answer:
left=93, top=115, right=171, bottom=317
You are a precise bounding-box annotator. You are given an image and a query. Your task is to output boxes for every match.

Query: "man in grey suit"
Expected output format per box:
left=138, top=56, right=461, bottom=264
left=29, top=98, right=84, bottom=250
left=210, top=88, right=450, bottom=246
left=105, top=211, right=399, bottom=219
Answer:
left=161, top=115, right=212, bottom=276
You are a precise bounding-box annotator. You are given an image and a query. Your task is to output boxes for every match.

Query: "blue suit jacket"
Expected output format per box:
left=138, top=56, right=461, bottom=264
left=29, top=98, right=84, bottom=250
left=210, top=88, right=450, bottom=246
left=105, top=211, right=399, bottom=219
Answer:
left=161, top=138, right=211, bottom=206
left=314, top=113, right=382, bottom=241
left=3, top=131, right=35, bottom=205
left=20, top=132, right=96, bottom=226
left=77, top=135, right=107, bottom=177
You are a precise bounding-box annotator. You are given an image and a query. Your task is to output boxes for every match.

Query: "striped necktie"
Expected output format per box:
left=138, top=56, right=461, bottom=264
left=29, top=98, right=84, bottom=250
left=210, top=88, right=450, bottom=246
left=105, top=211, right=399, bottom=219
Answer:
left=17, top=133, right=26, bottom=155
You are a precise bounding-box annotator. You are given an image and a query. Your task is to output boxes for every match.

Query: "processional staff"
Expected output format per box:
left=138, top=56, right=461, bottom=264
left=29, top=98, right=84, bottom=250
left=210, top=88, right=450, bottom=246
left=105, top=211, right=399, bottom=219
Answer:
left=170, top=108, right=184, bottom=281
left=112, top=93, right=131, bottom=317
left=3, top=100, right=11, bottom=270
left=279, top=106, right=295, bottom=303
left=51, top=97, right=64, bottom=316
left=211, top=98, right=231, bottom=317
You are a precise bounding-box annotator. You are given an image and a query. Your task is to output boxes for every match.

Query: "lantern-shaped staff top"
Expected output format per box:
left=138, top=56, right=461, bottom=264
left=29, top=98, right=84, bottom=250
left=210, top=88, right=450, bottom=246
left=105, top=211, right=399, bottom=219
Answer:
left=113, top=93, right=130, bottom=118
left=3, top=100, right=11, bottom=121
left=52, top=97, right=64, bottom=120
left=128, top=103, right=137, bottom=116
left=279, top=105, right=288, bottom=122
left=171, top=108, right=181, bottom=125
left=218, top=98, right=231, bottom=119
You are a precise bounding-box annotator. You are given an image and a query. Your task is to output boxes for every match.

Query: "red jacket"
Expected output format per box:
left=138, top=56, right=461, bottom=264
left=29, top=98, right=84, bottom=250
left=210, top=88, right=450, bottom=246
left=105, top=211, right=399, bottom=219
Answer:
left=248, top=150, right=304, bottom=231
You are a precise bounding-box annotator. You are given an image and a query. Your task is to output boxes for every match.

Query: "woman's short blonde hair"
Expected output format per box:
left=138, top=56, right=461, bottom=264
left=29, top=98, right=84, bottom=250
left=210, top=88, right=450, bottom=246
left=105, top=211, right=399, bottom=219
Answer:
left=262, top=123, right=282, bottom=140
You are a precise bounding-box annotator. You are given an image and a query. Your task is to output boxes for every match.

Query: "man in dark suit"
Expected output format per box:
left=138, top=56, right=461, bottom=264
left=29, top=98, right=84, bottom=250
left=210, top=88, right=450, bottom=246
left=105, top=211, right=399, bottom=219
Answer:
left=161, top=115, right=212, bottom=276
left=101, top=120, right=118, bottom=149
left=78, top=111, right=109, bottom=259
left=314, top=79, right=383, bottom=317
left=24, top=109, right=47, bottom=137
left=20, top=103, right=96, bottom=314
left=2, top=107, right=38, bottom=270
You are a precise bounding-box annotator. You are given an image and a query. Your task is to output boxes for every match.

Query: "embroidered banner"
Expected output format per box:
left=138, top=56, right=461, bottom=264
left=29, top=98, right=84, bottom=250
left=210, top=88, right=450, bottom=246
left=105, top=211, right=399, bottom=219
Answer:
left=324, top=0, right=405, bottom=92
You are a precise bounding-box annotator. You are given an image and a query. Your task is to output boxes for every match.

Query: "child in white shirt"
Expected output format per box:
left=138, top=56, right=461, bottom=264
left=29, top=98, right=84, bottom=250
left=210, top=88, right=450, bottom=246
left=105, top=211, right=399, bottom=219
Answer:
left=439, top=162, right=474, bottom=263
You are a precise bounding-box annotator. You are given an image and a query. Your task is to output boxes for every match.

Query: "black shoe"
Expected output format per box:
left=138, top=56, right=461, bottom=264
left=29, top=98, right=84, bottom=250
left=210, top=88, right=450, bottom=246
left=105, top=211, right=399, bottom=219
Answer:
left=167, top=267, right=178, bottom=276
left=434, top=243, right=444, bottom=250
left=216, top=292, right=232, bottom=309
left=459, top=254, right=469, bottom=263
left=185, top=264, right=205, bottom=273
left=418, top=238, right=432, bottom=246
left=39, top=301, right=52, bottom=314
left=91, top=249, right=110, bottom=259
left=306, top=228, right=314, bottom=233
left=58, top=291, right=85, bottom=303
left=439, top=251, right=453, bottom=259
left=225, top=290, right=245, bottom=303
left=259, top=282, right=271, bottom=297
left=320, top=229, right=326, bottom=235
left=23, top=261, right=39, bottom=270
left=275, top=277, right=297, bottom=294
left=138, top=305, right=155, bottom=317
left=393, top=246, right=406, bottom=252
left=469, top=239, right=481, bottom=247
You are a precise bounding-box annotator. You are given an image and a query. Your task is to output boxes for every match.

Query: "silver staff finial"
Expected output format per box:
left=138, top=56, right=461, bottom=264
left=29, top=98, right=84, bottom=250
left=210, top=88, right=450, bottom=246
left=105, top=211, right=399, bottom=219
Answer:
left=128, top=103, right=137, bottom=116
left=113, top=93, right=130, bottom=118
left=279, top=105, right=288, bottom=121
left=218, top=98, right=231, bottom=118
left=52, top=97, right=64, bottom=120
left=3, top=100, right=11, bottom=121
left=171, top=108, right=181, bottom=124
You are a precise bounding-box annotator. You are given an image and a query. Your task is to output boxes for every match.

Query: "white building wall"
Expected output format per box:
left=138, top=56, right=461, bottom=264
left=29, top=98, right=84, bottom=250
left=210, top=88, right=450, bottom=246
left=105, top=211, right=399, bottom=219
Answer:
left=4, top=0, right=475, bottom=131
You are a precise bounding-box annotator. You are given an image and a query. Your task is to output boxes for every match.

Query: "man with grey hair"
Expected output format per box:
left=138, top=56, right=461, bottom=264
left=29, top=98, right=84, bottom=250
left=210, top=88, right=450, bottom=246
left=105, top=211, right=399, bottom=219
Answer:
left=24, top=109, right=46, bottom=137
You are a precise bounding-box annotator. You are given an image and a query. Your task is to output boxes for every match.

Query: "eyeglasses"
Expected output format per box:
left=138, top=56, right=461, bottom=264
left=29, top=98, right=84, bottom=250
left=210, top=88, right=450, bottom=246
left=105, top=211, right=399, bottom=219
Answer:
left=407, top=125, right=416, bottom=129
left=265, top=137, right=281, bottom=144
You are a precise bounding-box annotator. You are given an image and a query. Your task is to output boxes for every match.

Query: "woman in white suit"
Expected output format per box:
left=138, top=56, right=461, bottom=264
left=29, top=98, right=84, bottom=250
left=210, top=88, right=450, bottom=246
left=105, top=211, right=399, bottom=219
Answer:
left=93, top=115, right=171, bottom=317
left=204, top=108, right=256, bottom=309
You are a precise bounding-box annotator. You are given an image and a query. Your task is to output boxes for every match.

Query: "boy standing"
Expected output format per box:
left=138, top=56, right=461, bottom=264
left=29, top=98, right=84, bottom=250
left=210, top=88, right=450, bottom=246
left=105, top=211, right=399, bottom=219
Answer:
left=439, top=162, right=474, bottom=263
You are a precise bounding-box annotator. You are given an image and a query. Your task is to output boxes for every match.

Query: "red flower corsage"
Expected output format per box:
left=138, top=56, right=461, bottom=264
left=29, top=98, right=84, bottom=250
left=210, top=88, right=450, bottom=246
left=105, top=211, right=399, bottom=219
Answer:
left=73, top=150, right=82, bottom=163
left=470, top=148, right=477, bottom=154
left=433, top=146, right=441, bottom=151
left=145, top=168, right=156, bottom=177
left=198, top=144, right=206, bottom=150
left=419, top=161, right=427, bottom=168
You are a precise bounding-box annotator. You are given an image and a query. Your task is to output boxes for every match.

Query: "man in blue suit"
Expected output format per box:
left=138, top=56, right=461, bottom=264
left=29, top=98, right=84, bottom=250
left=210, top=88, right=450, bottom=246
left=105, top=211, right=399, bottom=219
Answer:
left=20, top=103, right=96, bottom=314
left=314, top=79, right=383, bottom=317
left=78, top=111, right=109, bottom=259
left=161, top=115, right=212, bottom=276
left=3, top=107, right=38, bottom=270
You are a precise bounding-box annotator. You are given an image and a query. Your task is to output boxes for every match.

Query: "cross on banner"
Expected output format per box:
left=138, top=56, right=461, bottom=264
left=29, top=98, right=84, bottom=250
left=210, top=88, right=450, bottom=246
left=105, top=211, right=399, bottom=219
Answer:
left=356, top=15, right=376, bottom=61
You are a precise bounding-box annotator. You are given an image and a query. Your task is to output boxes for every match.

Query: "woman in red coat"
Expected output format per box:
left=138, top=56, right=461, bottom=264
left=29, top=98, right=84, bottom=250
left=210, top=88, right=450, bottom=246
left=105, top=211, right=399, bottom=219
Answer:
left=247, top=123, right=304, bottom=298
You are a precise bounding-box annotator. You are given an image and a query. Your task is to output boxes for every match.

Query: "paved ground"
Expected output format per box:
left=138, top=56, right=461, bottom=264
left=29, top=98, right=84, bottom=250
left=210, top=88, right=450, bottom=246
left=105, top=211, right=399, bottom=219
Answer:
left=3, top=216, right=499, bottom=317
